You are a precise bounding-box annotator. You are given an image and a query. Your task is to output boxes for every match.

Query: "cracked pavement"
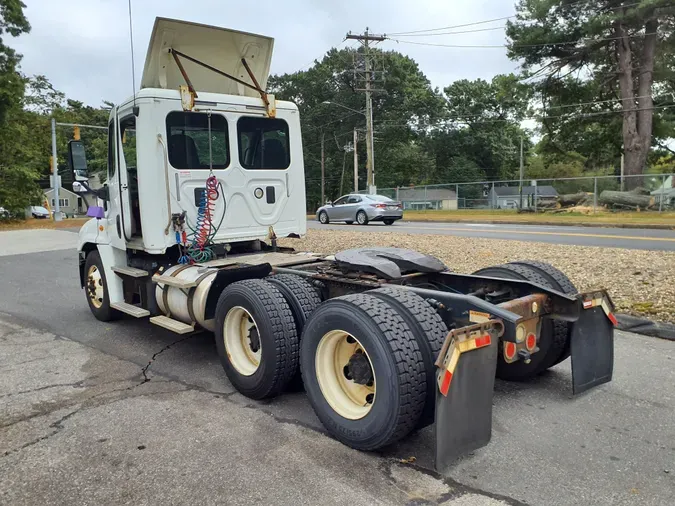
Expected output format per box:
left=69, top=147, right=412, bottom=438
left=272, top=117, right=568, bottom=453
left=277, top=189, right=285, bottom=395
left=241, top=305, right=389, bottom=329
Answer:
left=0, top=318, right=512, bottom=505
left=1, top=229, right=674, bottom=505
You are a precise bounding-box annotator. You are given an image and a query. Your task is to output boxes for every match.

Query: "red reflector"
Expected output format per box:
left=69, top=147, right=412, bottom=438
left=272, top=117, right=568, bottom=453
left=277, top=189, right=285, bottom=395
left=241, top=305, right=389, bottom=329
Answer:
left=583, top=300, right=593, bottom=309
left=607, top=312, right=618, bottom=326
left=504, top=341, right=517, bottom=360
left=474, top=334, right=491, bottom=348
left=526, top=333, right=536, bottom=351
left=440, top=370, right=453, bottom=396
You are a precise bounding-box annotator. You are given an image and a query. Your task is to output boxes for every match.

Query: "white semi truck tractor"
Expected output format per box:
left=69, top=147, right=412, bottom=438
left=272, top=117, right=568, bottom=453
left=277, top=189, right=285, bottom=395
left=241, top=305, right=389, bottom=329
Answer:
left=73, top=18, right=617, bottom=472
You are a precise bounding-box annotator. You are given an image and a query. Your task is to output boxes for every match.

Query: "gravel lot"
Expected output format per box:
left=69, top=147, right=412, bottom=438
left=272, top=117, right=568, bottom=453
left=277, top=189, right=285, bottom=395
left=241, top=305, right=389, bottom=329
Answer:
left=280, top=230, right=675, bottom=323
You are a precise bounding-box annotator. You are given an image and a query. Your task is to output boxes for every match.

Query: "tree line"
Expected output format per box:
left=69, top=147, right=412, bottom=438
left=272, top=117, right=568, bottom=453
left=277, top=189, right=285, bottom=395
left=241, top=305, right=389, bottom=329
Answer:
left=1, top=0, right=674, bottom=213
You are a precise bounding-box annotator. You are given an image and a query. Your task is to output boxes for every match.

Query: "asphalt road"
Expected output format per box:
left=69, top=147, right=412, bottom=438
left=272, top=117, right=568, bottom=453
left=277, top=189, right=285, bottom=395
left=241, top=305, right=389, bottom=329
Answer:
left=1, top=230, right=675, bottom=505
left=308, top=220, right=675, bottom=251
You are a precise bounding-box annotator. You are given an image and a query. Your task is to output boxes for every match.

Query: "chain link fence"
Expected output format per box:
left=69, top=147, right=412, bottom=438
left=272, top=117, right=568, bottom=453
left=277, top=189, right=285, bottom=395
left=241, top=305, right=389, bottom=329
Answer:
left=361, top=173, right=675, bottom=213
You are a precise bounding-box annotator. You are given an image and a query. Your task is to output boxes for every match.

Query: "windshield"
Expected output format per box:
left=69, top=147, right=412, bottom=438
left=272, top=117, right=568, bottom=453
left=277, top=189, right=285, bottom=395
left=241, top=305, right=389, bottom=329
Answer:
left=34, top=206, right=49, bottom=213
left=365, top=195, right=393, bottom=202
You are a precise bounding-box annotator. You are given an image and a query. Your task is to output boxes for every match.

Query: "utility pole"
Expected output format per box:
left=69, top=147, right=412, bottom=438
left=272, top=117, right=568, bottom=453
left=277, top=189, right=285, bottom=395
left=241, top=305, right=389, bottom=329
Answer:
left=519, top=136, right=524, bottom=211
left=346, top=28, right=385, bottom=194
left=320, top=132, right=325, bottom=204
left=50, top=118, right=62, bottom=222
left=353, top=129, right=359, bottom=192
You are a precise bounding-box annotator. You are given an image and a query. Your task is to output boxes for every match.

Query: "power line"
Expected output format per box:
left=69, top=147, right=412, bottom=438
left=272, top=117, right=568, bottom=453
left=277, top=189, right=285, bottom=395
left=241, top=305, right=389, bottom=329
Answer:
left=303, top=109, right=366, bottom=133
left=393, top=26, right=505, bottom=37
left=387, top=0, right=647, bottom=37
left=301, top=104, right=675, bottom=147
left=388, top=15, right=513, bottom=36
left=387, top=30, right=659, bottom=50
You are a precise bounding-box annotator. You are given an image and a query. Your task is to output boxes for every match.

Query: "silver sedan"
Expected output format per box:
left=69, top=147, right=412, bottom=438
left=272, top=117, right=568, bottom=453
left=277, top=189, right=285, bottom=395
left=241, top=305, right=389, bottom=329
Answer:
left=316, top=194, right=403, bottom=225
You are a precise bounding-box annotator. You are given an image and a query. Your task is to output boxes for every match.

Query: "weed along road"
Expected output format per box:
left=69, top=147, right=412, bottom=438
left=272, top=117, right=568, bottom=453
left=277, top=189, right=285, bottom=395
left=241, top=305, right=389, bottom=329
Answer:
left=1, top=228, right=674, bottom=506
left=308, top=220, right=675, bottom=251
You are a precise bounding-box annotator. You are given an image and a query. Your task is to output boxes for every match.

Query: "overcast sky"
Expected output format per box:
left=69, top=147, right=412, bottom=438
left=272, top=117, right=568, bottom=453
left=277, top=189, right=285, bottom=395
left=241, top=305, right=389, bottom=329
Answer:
left=12, top=0, right=519, bottom=107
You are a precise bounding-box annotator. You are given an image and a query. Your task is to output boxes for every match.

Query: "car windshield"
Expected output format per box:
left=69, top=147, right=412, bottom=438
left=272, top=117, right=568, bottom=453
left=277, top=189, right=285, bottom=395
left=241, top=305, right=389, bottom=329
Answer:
left=365, top=195, right=393, bottom=202
left=34, top=206, right=48, bottom=213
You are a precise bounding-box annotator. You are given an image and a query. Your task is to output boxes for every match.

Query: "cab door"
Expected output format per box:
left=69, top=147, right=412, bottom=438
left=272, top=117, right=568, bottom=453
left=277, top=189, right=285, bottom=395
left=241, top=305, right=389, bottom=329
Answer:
left=106, top=107, right=134, bottom=248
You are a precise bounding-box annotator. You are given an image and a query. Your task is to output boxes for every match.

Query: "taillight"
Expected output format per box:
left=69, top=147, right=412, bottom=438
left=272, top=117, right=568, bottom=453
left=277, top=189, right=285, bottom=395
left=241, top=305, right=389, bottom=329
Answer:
left=526, top=333, right=537, bottom=351
left=504, top=341, right=517, bottom=360
left=370, top=203, right=387, bottom=209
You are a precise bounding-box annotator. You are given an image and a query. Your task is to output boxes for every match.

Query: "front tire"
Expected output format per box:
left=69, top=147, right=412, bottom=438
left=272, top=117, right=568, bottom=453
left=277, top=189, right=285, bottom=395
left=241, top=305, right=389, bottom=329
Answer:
left=215, top=279, right=299, bottom=399
left=300, top=294, right=426, bottom=450
left=84, top=250, right=120, bottom=322
left=356, top=211, right=369, bottom=225
left=318, top=211, right=329, bottom=224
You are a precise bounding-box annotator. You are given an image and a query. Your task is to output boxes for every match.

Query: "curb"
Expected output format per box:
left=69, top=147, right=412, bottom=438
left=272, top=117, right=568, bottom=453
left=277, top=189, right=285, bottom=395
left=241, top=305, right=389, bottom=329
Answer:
left=403, top=219, right=675, bottom=230
left=616, top=314, right=675, bottom=341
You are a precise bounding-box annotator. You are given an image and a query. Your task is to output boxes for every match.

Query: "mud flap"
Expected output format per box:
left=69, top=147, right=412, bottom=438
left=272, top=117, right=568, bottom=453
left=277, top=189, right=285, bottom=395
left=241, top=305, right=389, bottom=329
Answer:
left=433, top=323, right=501, bottom=473
left=570, top=305, right=614, bottom=395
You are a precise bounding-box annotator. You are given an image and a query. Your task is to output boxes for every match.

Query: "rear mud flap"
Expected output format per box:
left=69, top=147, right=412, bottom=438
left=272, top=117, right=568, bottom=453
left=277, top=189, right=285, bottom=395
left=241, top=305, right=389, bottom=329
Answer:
left=433, top=323, right=500, bottom=473
left=570, top=305, right=614, bottom=395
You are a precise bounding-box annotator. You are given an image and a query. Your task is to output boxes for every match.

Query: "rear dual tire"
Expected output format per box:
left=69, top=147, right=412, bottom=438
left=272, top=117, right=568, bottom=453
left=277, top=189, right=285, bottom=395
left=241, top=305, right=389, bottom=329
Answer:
left=300, top=294, right=427, bottom=450
left=472, top=261, right=578, bottom=380
left=215, top=279, right=299, bottom=399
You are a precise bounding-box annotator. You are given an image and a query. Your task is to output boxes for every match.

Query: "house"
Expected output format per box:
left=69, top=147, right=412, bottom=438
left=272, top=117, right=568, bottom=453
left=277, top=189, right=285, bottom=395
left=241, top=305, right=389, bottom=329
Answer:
left=44, top=186, right=86, bottom=217
left=490, top=185, right=558, bottom=210
left=650, top=175, right=675, bottom=208
left=397, top=188, right=458, bottom=210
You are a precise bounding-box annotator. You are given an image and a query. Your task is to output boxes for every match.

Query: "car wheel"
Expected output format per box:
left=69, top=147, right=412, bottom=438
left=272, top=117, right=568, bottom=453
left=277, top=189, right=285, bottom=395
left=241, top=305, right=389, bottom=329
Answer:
left=356, top=211, right=369, bottom=225
left=383, top=219, right=395, bottom=225
left=319, top=211, right=329, bottom=224
left=345, top=221, right=353, bottom=225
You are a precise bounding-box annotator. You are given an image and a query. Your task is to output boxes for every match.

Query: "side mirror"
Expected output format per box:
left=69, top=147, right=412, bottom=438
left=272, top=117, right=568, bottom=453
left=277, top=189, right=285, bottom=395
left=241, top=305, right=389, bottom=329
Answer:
left=97, top=184, right=110, bottom=202
left=326, top=201, right=333, bottom=206
left=68, top=140, right=88, bottom=182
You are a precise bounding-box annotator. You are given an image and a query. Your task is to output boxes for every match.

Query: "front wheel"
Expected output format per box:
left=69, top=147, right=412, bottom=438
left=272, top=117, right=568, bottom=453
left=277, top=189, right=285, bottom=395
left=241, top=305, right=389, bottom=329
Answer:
left=356, top=211, right=369, bottom=225
left=383, top=219, right=395, bottom=225
left=318, top=211, right=329, bottom=224
left=84, top=250, right=120, bottom=322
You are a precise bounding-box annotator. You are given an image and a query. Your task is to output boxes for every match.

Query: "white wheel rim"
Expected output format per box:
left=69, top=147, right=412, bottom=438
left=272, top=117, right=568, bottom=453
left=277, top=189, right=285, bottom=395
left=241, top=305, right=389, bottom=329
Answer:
left=87, top=265, right=104, bottom=309
left=224, top=306, right=261, bottom=376
left=315, top=330, right=376, bottom=420
left=357, top=213, right=366, bottom=224
left=320, top=213, right=327, bottom=223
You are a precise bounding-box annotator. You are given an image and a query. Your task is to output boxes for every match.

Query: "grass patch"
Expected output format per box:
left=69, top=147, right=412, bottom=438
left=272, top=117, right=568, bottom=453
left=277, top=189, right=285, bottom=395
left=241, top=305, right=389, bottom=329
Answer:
left=0, top=217, right=89, bottom=231
left=401, top=209, right=675, bottom=227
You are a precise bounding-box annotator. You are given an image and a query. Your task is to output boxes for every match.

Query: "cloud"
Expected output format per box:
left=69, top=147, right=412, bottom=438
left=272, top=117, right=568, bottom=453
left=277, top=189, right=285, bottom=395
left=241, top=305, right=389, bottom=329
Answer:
left=11, top=0, right=518, bottom=106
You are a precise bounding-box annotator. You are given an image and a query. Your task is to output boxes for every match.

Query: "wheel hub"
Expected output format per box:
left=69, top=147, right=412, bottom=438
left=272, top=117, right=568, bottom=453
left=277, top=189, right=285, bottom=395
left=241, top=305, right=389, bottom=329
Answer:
left=315, top=330, right=376, bottom=420
left=345, top=352, right=373, bottom=385
left=248, top=326, right=261, bottom=353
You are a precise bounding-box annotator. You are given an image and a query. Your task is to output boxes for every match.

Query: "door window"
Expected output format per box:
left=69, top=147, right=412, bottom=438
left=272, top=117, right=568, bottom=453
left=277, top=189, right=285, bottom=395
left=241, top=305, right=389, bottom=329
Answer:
left=166, top=112, right=230, bottom=169
left=107, top=120, right=116, bottom=178
left=119, top=116, right=137, bottom=172
left=333, top=196, right=348, bottom=205
left=347, top=196, right=362, bottom=204
left=237, top=117, right=290, bottom=169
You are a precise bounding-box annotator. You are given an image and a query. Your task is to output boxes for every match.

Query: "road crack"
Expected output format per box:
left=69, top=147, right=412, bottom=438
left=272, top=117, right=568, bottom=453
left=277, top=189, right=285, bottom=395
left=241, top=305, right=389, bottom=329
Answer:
left=140, top=334, right=201, bottom=383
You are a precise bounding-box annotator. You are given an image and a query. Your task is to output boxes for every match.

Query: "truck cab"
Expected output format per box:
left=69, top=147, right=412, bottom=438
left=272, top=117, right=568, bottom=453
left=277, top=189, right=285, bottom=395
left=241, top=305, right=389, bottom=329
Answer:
left=78, top=18, right=306, bottom=258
